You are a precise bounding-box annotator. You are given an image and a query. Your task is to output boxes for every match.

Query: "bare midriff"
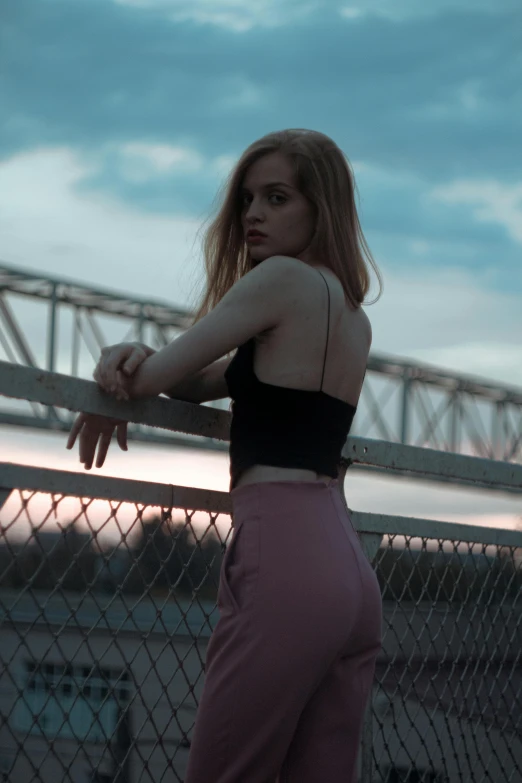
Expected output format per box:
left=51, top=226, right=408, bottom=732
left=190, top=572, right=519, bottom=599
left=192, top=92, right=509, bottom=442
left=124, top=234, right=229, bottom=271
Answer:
left=233, top=464, right=334, bottom=490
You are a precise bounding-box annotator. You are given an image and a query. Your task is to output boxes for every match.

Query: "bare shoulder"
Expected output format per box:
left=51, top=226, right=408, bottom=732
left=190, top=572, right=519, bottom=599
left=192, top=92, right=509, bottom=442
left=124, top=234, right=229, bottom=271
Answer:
left=259, top=255, right=306, bottom=287
left=232, top=255, right=303, bottom=301
left=245, top=256, right=373, bottom=353
left=247, top=255, right=301, bottom=276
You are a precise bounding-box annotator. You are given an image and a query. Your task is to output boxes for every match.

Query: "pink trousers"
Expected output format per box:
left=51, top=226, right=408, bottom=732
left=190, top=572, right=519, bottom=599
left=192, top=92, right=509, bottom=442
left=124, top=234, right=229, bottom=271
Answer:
left=185, top=479, right=382, bottom=783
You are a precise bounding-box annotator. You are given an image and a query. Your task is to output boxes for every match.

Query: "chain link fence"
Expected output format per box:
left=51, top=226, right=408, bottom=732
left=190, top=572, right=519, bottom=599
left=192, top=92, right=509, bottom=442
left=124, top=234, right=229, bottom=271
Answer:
left=0, top=467, right=520, bottom=783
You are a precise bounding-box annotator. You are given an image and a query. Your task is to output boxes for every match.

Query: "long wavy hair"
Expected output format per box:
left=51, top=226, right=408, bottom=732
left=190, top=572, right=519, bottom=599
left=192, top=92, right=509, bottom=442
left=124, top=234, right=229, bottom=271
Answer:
left=188, top=129, right=383, bottom=337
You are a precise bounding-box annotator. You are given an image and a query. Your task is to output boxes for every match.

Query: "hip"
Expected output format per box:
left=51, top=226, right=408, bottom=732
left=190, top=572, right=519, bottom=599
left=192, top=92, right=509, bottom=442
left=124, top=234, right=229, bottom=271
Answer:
left=225, top=476, right=382, bottom=646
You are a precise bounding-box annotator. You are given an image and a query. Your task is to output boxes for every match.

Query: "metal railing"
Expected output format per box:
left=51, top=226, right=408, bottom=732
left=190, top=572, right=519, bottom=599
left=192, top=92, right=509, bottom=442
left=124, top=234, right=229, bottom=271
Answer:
left=1, top=362, right=521, bottom=783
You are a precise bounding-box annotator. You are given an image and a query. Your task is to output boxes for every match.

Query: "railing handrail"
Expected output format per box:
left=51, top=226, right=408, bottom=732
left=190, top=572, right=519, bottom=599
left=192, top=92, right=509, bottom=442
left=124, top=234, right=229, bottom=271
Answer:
left=2, top=461, right=521, bottom=548
left=1, top=360, right=522, bottom=494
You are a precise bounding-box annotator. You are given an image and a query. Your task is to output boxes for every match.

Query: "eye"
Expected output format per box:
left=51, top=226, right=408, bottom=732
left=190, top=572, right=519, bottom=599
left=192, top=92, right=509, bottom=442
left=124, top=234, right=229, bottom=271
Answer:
left=239, top=192, right=287, bottom=207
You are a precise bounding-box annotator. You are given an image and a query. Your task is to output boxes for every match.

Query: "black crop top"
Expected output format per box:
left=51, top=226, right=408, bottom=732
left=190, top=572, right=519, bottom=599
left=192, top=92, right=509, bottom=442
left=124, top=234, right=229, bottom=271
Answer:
left=224, top=269, right=358, bottom=490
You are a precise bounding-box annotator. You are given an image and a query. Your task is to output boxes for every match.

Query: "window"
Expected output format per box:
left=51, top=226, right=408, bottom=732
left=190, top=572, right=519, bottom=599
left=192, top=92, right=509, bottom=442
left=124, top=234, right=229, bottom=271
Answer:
left=14, top=660, right=131, bottom=743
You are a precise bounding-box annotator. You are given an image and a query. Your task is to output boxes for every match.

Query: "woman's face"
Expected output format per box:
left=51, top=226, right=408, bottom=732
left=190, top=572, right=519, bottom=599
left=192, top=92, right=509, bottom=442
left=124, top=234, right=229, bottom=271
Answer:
left=239, top=151, right=316, bottom=265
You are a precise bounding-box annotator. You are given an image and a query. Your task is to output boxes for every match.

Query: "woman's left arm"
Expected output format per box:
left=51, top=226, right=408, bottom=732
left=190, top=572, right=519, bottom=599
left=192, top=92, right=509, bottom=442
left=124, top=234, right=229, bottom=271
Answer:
left=123, top=256, right=297, bottom=399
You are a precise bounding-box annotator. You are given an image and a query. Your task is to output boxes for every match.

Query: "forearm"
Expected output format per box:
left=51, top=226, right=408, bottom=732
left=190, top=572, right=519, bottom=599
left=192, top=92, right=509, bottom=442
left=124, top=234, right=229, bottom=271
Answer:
left=162, top=370, right=207, bottom=403
left=123, top=362, right=206, bottom=402
left=126, top=343, right=206, bottom=403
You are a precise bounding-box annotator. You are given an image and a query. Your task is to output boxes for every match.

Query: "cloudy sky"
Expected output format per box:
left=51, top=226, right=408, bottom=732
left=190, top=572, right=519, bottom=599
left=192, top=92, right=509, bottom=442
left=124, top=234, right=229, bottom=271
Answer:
left=1, top=0, right=521, bottom=538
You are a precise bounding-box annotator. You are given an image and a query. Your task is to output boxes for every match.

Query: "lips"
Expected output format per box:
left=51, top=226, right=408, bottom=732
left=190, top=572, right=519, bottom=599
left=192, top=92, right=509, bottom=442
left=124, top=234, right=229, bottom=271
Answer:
left=246, top=230, right=267, bottom=239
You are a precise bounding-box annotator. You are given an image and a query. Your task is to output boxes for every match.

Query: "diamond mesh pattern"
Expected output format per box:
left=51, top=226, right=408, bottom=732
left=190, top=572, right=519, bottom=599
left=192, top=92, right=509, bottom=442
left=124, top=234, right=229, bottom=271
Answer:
left=0, top=487, right=520, bottom=782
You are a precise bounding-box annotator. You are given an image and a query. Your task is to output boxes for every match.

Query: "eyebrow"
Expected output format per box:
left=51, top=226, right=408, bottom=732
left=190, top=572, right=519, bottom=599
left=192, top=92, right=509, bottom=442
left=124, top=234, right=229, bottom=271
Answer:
left=240, top=181, right=294, bottom=192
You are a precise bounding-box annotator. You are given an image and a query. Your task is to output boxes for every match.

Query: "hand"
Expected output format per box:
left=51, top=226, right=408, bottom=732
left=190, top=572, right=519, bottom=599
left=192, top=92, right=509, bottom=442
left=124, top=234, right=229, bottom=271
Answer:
left=66, top=412, right=128, bottom=469
left=68, top=343, right=154, bottom=467
left=93, top=341, right=155, bottom=400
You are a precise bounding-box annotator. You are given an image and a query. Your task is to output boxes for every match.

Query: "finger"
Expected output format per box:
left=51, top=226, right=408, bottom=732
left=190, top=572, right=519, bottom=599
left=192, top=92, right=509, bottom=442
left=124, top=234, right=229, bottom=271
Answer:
left=95, top=362, right=123, bottom=396
left=66, top=413, right=84, bottom=449
left=105, top=345, right=134, bottom=390
left=79, top=428, right=99, bottom=469
left=96, top=355, right=111, bottom=389
left=66, top=413, right=86, bottom=449
left=96, top=347, right=117, bottom=388
left=95, top=432, right=113, bottom=468
left=114, top=370, right=129, bottom=400
left=122, top=348, right=146, bottom=375
left=116, top=421, right=128, bottom=451
left=93, top=364, right=107, bottom=390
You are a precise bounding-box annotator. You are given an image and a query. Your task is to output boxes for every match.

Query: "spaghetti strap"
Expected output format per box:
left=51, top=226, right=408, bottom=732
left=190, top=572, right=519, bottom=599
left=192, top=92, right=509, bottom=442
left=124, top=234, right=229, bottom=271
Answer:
left=316, top=270, right=330, bottom=392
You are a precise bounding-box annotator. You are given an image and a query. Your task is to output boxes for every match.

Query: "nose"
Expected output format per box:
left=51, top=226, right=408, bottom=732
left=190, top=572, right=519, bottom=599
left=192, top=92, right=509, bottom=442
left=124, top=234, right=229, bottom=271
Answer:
left=244, top=197, right=265, bottom=224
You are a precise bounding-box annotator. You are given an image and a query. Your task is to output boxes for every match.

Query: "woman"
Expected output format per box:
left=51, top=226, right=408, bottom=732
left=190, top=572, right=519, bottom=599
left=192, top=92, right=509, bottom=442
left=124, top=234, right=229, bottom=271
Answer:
left=67, top=128, right=383, bottom=783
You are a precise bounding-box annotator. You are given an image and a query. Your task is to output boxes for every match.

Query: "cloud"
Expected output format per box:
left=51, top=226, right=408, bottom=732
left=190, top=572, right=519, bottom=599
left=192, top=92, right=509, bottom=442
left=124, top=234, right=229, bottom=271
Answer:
left=430, top=180, right=522, bottom=244
left=339, top=7, right=364, bottom=20
left=339, top=0, right=519, bottom=22
left=369, top=264, right=522, bottom=387
left=404, top=341, right=522, bottom=386
left=0, top=146, right=205, bottom=308
left=72, top=139, right=238, bottom=216
left=113, top=0, right=319, bottom=31
left=117, top=143, right=205, bottom=181
left=218, top=75, right=267, bottom=108
left=349, top=162, right=520, bottom=278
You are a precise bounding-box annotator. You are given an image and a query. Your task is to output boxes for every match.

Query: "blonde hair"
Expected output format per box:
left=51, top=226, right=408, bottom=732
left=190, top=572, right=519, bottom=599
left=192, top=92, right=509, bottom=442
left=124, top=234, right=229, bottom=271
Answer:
left=188, top=128, right=383, bottom=330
